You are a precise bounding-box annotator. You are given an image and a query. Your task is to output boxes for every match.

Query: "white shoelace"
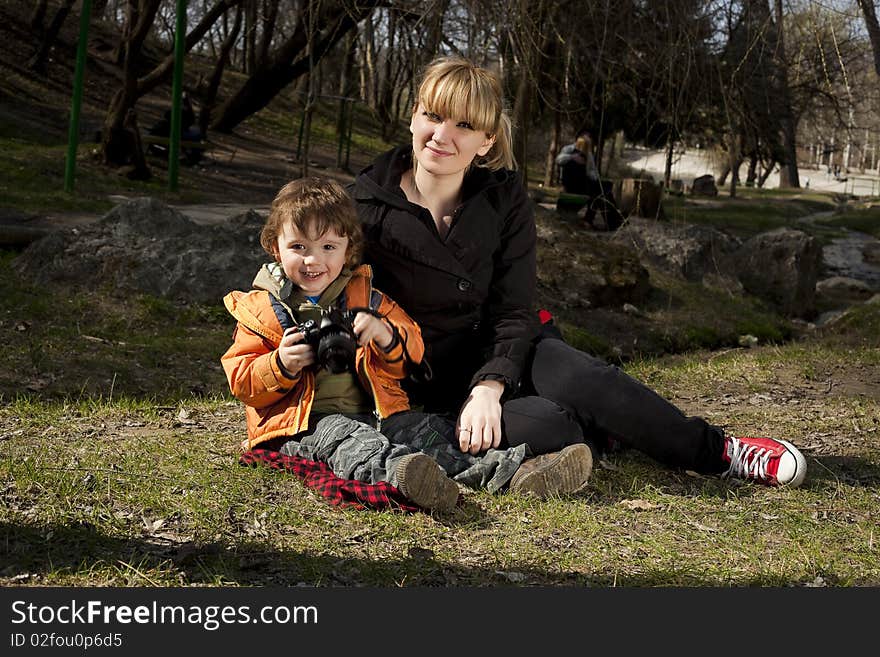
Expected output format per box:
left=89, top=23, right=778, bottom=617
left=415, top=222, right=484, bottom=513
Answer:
left=723, top=437, right=772, bottom=482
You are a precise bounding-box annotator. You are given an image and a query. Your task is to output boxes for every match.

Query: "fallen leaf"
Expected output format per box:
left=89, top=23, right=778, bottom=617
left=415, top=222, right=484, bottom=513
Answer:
left=619, top=499, right=658, bottom=511
left=142, top=517, right=166, bottom=534
left=688, top=520, right=719, bottom=532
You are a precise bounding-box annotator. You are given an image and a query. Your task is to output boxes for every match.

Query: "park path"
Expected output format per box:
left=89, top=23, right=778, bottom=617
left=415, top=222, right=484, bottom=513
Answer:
left=40, top=198, right=269, bottom=229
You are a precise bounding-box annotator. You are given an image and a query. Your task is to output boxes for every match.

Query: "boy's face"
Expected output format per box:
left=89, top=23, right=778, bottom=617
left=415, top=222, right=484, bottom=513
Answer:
left=274, top=221, right=349, bottom=297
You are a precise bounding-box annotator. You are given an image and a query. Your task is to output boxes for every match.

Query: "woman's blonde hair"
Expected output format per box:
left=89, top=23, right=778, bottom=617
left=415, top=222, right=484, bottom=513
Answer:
left=415, top=57, right=515, bottom=171
left=261, top=177, right=363, bottom=268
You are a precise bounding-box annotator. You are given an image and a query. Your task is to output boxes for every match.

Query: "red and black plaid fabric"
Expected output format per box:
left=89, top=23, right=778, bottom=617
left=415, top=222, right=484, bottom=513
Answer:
left=239, top=448, right=421, bottom=513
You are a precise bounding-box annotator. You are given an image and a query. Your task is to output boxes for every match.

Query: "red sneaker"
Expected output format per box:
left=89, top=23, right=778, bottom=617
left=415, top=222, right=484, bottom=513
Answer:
left=722, top=436, right=807, bottom=487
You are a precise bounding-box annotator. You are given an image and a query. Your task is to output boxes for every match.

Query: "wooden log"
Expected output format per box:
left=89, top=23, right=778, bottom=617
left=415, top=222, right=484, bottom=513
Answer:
left=614, top=178, right=665, bottom=219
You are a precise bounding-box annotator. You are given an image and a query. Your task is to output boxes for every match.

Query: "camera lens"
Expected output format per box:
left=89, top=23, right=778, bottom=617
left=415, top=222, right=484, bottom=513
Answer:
left=318, top=331, right=357, bottom=373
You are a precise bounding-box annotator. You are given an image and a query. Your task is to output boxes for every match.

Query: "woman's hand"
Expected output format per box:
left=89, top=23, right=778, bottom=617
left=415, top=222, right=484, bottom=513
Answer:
left=456, top=380, right=504, bottom=454
left=353, top=312, right=394, bottom=349
left=277, top=329, right=316, bottom=377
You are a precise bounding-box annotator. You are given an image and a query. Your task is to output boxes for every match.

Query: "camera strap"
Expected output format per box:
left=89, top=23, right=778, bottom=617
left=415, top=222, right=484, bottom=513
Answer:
left=347, top=305, right=433, bottom=384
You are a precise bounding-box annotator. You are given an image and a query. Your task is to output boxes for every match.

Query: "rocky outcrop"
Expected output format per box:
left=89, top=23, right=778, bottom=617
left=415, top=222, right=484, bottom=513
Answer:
left=13, top=197, right=268, bottom=304
left=10, top=198, right=824, bottom=321
left=614, top=219, right=821, bottom=317
left=735, top=228, right=821, bottom=318
left=613, top=217, right=742, bottom=291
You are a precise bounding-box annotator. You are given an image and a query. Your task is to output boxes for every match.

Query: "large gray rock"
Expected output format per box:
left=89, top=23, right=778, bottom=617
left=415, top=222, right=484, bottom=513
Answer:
left=735, top=228, right=821, bottom=317
left=13, top=197, right=268, bottom=304
left=690, top=174, right=718, bottom=196
left=613, top=217, right=741, bottom=289
left=816, top=276, right=877, bottom=305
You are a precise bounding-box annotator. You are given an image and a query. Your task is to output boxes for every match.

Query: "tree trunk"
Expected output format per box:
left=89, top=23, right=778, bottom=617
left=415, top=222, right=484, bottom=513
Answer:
left=244, top=0, right=257, bottom=74
left=543, top=107, right=561, bottom=188
left=758, top=159, right=776, bottom=187
left=335, top=31, right=357, bottom=170
left=28, top=0, right=76, bottom=73
left=101, top=0, right=238, bottom=167
left=857, top=0, right=880, bottom=78
left=511, top=65, right=531, bottom=179
left=663, top=137, right=674, bottom=189
left=746, top=154, right=758, bottom=186
left=199, top=4, right=243, bottom=137
left=212, top=1, right=380, bottom=133
left=30, top=0, right=50, bottom=31
left=774, top=0, right=799, bottom=188
left=102, top=0, right=163, bottom=167
left=136, top=0, right=243, bottom=98
left=376, top=10, right=398, bottom=142
left=257, top=0, right=279, bottom=68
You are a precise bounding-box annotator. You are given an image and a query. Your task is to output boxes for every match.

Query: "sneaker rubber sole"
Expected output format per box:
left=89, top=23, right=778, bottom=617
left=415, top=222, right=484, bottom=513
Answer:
left=396, top=453, right=459, bottom=512
left=510, top=443, right=593, bottom=498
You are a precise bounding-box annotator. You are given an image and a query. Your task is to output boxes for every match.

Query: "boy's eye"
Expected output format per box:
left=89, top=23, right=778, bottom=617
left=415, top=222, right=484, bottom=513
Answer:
left=322, top=244, right=336, bottom=251
left=289, top=243, right=305, bottom=251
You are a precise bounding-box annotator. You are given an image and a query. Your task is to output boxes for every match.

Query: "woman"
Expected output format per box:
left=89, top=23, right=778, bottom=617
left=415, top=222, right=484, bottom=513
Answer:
left=556, top=133, right=599, bottom=196
left=352, top=56, right=806, bottom=487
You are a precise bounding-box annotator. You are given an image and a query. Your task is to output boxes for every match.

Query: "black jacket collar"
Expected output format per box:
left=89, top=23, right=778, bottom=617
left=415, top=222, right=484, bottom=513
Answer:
left=353, top=145, right=514, bottom=208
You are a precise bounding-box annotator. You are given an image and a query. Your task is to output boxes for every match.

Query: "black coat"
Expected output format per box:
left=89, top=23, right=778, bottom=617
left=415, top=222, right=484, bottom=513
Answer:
left=352, top=146, right=539, bottom=412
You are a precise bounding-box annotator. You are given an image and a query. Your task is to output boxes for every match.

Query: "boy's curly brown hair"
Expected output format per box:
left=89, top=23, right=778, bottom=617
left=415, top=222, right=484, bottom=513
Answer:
left=260, top=177, right=363, bottom=268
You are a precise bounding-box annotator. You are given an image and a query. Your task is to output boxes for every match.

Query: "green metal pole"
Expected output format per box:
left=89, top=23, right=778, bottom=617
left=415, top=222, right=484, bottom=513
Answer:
left=168, top=0, right=188, bottom=192
left=63, top=0, right=93, bottom=193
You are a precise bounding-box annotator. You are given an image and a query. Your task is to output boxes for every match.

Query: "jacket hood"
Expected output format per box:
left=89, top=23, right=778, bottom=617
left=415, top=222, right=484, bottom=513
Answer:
left=352, top=145, right=516, bottom=208
left=251, top=262, right=372, bottom=305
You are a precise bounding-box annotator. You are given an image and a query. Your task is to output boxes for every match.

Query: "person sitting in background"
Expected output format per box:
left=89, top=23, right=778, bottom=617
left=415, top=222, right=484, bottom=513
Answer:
left=146, top=93, right=204, bottom=165
left=556, top=133, right=600, bottom=196
left=556, top=132, right=620, bottom=229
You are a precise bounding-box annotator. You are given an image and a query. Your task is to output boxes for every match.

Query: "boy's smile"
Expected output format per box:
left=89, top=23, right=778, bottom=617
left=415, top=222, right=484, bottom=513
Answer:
left=274, top=221, right=349, bottom=296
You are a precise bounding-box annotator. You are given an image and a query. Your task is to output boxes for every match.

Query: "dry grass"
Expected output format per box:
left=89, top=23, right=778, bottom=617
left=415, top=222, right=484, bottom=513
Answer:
left=1, top=253, right=878, bottom=587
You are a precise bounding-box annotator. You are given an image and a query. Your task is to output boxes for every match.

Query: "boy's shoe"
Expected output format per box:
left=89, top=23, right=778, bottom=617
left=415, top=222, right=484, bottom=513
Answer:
left=396, top=453, right=460, bottom=512
left=509, top=443, right=593, bottom=498
left=722, top=436, right=807, bottom=487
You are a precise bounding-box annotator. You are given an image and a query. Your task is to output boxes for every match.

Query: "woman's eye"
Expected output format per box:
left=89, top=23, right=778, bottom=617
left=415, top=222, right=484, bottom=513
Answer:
left=457, top=121, right=474, bottom=130
left=423, top=111, right=441, bottom=122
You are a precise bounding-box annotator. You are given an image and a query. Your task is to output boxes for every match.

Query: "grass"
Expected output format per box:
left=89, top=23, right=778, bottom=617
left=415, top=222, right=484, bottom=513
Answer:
left=814, top=205, right=880, bottom=239
left=1, top=249, right=878, bottom=587
left=1, top=32, right=878, bottom=585
left=0, top=135, right=211, bottom=216
left=662, top=193, right=839, bottom=239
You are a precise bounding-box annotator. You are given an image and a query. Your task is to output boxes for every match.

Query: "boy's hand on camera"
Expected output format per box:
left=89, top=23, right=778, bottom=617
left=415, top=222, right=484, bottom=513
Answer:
left=352, top=312, right=393, bottom=349
left=277, top=329, right=315, bottom=377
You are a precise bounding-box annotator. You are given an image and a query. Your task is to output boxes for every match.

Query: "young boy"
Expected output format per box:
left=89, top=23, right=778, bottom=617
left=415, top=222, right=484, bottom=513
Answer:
left=221, top=178, right=592, bottom=512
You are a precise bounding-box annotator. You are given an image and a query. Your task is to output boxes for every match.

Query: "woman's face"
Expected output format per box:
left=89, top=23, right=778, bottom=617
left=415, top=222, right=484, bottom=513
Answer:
left=410, top=103, right=495, bottom=178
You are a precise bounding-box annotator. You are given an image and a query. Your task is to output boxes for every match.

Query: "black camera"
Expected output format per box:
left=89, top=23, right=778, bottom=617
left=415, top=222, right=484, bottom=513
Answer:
left=294, top=307, right=358, bottom=374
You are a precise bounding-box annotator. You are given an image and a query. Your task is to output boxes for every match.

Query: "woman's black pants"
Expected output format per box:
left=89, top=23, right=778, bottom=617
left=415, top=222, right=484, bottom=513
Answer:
left=500, top=336, right=728, bottom=474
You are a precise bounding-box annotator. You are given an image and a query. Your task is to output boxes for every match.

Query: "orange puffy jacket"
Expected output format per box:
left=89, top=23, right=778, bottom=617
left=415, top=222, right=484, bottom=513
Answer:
left=221, top=264, right=425, bottom=450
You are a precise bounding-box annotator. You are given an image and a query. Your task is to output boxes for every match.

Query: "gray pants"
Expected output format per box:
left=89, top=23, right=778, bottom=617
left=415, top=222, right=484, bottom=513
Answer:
left=280, top=411, right=527, bottom=493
